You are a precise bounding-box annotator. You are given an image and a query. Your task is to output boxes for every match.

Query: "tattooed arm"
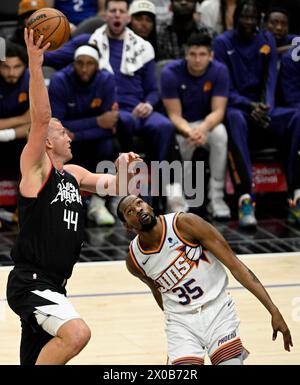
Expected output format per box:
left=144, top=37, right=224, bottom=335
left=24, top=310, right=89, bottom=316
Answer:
left=176, top=213, right=293, bottom=351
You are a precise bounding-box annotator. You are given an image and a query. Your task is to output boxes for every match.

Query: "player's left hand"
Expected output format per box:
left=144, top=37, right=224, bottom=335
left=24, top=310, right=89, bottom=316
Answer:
left=271, top=311, right=293, bottom=351
left=115, top=152, right=143, bottom=173
left=114, top=152, right=144, bottom=196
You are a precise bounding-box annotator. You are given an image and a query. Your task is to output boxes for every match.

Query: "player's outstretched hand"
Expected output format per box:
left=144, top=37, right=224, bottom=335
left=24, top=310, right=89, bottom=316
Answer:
left=271, top=311, right=293, bottom=351
left=115, top=152, right=143, bottom=172
left=24, top=28, right=51, bottom=67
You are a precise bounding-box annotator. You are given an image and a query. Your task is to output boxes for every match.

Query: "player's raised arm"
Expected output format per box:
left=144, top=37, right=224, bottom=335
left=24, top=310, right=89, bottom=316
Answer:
left=20, top=29, right=51, bottom=175
left=65, top=152, right=143, bottom=195
left=176, top=213, right=293, bottom=352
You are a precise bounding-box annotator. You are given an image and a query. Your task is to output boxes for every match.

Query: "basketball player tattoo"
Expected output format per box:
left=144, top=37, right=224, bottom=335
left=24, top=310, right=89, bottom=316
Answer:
left=247, top=268, right=260, bottom=283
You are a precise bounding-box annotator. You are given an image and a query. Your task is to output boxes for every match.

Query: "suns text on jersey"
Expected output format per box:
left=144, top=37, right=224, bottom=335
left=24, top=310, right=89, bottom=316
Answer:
left=155, top=254, right=193, bottom=293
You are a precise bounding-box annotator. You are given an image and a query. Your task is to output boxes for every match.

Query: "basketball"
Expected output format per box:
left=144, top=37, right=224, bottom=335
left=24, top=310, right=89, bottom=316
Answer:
left=26, top=8, right=70, bottom=51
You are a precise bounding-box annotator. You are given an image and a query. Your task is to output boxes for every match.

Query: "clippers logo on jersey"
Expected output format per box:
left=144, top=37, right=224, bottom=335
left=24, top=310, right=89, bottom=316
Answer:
left=50, top=179, right=82, bottom=207
left=155, top=244, right=210, bottom=293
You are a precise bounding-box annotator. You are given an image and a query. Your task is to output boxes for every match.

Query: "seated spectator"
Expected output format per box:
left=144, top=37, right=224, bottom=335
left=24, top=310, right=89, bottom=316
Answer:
left=0, top=42, right=30, bottom=179
left=43, top=1, right=158, bottom=68
left=213, top=0, right=300, bottom=227
left=72, top=0, right=168, bottom=38
left=49, top=44, right=119, bottom=225
left=196, top=0, right=238, bottom=35
left=157, top=0, right=200, bottom=60
left=129, top=0, right=158, bottom=56
left=261, top=0, right=300, bottom=36
left=11, top=0, right=46, bottom=47
left=264, top=8, right=297, bottom=106
left=0, top=42, right=30, bottom=224
left=280, top=48, right=300, bottom=110
left=264, top=7, right=297, bottom=55
left=90, top=0, right=188, bottom=212
left=44, top=33, right=91, bottom=69
left=161, top=32, right=230, bottom=219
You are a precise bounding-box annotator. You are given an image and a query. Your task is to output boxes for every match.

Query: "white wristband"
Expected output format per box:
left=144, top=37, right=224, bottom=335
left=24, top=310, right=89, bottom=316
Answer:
left=0, top=129, right=16, bottom=142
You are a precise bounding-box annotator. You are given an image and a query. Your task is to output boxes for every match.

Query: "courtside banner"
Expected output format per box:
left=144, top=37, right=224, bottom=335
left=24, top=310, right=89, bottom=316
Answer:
left=226, top=163, right=287, bottom=194
left=252, top=163, right=287, bottom=193
left=0, top=180, right=18, bottom=206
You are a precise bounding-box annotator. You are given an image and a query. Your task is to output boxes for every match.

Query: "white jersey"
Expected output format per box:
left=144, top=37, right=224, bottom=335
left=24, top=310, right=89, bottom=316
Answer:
left=130, top=213, right=228, bottom=314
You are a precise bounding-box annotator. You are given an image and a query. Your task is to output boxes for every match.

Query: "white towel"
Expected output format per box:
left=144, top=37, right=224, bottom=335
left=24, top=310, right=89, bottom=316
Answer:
left=89, top=25, right=155, bottom=76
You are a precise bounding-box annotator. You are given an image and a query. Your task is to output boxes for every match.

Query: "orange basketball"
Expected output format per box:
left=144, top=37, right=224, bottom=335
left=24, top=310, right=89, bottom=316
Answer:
left=26, top=8, right=70, bottom=51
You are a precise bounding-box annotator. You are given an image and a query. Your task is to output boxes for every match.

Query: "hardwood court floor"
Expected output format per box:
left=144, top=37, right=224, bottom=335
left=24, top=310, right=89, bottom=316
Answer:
left=0, top=253, right=299, bottom=365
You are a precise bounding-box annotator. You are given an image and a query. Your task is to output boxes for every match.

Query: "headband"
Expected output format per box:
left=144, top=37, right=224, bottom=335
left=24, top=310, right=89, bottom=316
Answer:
left=74, top=45, right=99, bottom=62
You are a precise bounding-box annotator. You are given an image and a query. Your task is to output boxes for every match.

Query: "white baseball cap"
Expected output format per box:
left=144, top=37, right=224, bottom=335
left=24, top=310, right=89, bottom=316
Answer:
left=129, top=0, right=156, bottom=16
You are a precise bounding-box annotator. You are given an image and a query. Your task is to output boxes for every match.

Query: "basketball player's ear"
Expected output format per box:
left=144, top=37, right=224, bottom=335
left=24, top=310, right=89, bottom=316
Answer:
left=210, top=49, right=214, bottom=61
left=45, top=137, right=53, bottom=149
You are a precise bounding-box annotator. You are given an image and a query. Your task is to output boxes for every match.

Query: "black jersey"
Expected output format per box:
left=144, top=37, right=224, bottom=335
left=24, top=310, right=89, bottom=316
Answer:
left=11, top=166, right=85, bottom=280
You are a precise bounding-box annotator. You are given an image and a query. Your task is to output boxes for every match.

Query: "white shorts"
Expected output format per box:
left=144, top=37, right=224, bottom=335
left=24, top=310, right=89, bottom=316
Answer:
left=32, top=289, right=81, bottom=336
left=165, top=292, right=249, bottom=365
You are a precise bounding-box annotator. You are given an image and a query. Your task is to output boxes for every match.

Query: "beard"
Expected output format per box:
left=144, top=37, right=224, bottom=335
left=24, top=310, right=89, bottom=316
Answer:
left=74, top=71, right=97, bottom=86
left=140, top=214, right=157, bottom=231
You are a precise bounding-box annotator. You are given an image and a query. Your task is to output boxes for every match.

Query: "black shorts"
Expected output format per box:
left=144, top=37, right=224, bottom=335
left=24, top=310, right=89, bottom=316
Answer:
left=6, top=266, right=68, bottom=365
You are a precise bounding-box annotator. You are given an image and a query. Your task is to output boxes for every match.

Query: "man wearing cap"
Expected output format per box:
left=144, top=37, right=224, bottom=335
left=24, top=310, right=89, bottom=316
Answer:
left=44, top=1, right=157, bottom=68
left=11, top=0, right=47, bottom=47
left=128, top=0, right=158, bottom=55
left=48, top=44, right=119, bottom=225
left=89, top=0, right=174, bottom=161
